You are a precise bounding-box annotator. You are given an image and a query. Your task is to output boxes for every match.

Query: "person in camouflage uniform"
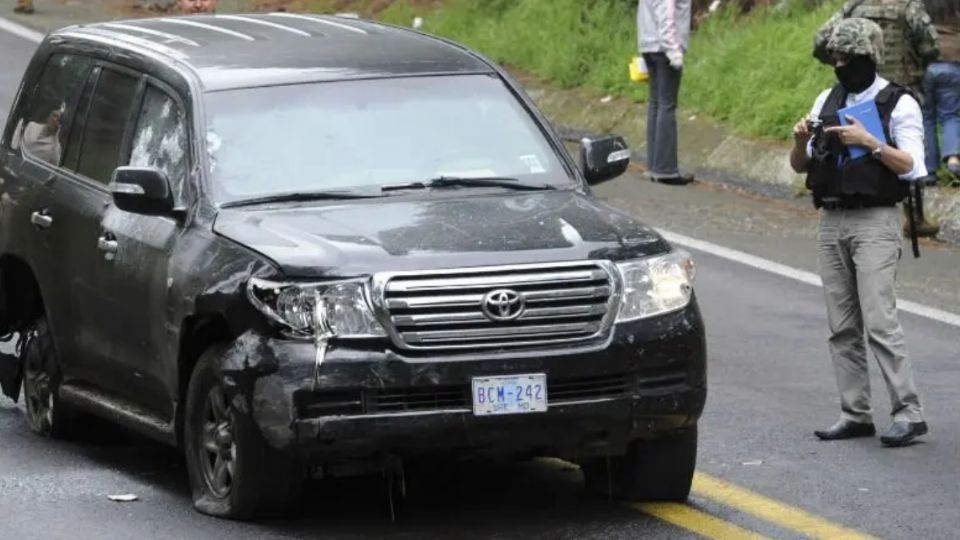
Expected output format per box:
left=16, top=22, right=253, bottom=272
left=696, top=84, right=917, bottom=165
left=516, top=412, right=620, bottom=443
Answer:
left=813, top=0, right=941, bottom=237
left=814, top=0, right=939, bottom=93
left=791, top=18, right=930, bottom=448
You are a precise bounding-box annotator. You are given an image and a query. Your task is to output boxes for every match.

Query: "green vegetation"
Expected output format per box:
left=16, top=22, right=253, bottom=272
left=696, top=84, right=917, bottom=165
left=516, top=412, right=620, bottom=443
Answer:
left=369, top=0, right=842, bottom=141
left=936, top=166, right=960, bottom=187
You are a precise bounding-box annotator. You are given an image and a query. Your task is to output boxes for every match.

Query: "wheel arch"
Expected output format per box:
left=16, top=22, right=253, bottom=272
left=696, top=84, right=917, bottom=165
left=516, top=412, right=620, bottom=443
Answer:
left=0, top=254, right=45, bottom=337
left=174, top=313, right=232, bottom=448
left=0, top=255, right=46, bottom=401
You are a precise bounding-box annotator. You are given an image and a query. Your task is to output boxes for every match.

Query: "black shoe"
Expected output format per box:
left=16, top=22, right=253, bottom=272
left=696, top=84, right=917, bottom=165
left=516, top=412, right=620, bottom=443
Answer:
left=653, top=174, right=694, bottom=185
left=814, top=420, right=876, bottom=441
left=880, top=421, right=928, bottom=447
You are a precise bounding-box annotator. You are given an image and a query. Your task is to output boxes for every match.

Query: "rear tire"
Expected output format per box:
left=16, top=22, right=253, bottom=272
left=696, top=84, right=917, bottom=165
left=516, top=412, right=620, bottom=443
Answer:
left=184, top=345, right=303, bottom=520
left=21, top=318, right=70, bottom=439
left=583, top=426, right=698, bottom=502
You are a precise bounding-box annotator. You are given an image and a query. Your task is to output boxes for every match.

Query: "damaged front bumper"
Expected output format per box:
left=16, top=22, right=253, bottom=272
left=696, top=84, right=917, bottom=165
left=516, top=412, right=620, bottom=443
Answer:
left=219, top=302, right=707, bottom=463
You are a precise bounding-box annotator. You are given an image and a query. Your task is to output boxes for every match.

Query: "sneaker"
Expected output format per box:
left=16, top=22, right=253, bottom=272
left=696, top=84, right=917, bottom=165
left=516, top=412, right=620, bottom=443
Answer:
left=904, top=219, right=940, bottom=238
left=948, top=161, right=960, bottom=177
left=14, top=0, right=34, bottom=13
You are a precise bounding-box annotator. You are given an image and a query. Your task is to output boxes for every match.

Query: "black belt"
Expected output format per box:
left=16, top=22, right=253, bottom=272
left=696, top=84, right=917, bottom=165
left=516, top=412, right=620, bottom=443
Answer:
left=820, top=198, right=895, bottom=210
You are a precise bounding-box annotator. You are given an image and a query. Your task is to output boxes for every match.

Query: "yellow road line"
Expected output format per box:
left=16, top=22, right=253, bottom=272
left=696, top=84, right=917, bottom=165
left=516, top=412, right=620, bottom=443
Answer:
left=634, top=502, right=771, bottom=540
left=692, top=472, right=877, bottom=540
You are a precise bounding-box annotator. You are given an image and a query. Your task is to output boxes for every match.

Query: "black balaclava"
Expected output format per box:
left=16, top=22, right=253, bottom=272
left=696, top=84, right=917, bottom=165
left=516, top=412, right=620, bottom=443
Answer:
left=834, top=55, right=877, bottom=94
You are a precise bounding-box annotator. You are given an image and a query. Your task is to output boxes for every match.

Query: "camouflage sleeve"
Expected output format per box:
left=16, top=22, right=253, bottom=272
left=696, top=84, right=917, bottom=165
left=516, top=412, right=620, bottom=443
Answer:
left=812, top=8, right=845, bottom=64
left=905, top=0, right=939, bottom=63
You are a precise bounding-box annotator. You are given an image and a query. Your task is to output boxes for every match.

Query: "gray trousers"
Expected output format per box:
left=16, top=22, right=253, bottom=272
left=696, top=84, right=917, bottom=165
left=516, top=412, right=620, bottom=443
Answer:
left=817, top=206, right=924, bottom=424
left=643, top=52, right=682, bottom=178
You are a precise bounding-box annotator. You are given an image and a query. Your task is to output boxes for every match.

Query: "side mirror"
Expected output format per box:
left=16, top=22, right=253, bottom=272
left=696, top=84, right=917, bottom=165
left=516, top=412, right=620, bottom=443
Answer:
left=580, top=135, right=630, bottom=184
left=110, top=166, right=174, bottom=216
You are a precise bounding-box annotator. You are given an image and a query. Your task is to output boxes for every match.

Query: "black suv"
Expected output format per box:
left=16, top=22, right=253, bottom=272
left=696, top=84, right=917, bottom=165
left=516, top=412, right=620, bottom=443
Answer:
left=0, top=13, right=706, bottom=519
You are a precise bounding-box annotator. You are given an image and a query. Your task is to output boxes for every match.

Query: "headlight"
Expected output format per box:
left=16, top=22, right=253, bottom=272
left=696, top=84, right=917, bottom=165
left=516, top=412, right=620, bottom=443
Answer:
left=615, top=250, right=695, bottom=322
left=247, top=278, right=387, bottom=339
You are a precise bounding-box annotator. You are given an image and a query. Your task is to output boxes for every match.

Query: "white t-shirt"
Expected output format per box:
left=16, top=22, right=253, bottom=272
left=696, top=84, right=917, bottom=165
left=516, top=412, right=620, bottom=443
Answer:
left=806, top=76, right=927, bottom=181
left=17, top=120, right=62, bottom=165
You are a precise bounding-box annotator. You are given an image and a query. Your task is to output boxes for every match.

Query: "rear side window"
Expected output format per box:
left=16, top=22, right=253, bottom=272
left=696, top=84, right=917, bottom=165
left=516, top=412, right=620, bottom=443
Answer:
left=76, top=68, right=140, bottom=184
left=11, top=54, right=93, bottom=167
left=129, top=86, right=189, bottom=202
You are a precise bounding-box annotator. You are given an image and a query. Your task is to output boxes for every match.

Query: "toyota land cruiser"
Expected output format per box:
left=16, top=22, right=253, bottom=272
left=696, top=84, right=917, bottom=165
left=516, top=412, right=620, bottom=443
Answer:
left=0, top=13, right=706, bottom=519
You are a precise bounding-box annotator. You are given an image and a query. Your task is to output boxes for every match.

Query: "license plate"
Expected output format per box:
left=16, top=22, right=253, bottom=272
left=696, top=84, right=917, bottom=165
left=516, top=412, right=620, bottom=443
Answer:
left=472, top=374, right=547, bottom=416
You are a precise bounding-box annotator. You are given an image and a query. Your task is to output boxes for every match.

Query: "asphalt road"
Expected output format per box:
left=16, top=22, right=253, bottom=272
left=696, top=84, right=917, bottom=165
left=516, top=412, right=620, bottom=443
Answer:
left=1, top=21, right=959, bottom=540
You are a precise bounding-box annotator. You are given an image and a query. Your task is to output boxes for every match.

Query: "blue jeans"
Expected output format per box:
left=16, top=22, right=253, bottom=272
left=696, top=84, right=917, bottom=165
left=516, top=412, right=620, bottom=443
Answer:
left=922, top=62, right=960, bottom=173
left=643, top=53, right=682, bottom=178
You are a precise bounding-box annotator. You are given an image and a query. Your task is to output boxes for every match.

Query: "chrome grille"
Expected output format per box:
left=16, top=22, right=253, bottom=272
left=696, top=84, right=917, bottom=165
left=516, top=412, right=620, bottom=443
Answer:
left=377, top=262, right=618, bottom=351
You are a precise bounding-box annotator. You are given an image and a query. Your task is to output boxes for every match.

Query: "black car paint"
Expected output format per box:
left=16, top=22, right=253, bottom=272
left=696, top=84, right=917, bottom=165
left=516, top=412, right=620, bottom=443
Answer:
left=0, top=15, right=705, bottom=464
left=214, top=191, right=668, bottom=278
left=219, top=303, right=706, bottom=459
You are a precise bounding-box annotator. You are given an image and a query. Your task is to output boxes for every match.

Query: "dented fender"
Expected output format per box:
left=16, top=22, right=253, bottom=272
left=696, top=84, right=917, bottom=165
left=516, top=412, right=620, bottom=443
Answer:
left=218, top=331, right=316, bottom=450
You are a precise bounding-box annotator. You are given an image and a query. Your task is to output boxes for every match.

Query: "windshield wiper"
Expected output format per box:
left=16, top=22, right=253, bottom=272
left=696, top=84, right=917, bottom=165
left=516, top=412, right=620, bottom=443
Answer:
left=382, top=176, right=557, bottom=192
left=221, top=190, right=381, bottom=208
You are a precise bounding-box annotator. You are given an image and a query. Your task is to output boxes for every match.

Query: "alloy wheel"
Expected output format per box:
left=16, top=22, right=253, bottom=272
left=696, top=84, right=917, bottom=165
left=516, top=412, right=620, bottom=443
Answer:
left=23, top=353, right=54, bottom=434
left=199, top=386, right=237, bottom=498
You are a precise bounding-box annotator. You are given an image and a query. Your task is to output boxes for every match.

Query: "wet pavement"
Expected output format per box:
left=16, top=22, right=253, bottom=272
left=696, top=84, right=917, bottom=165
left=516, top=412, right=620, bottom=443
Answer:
left=592, top=173, right=960, bottom=315
left=1, top=14, right=959, bottom=540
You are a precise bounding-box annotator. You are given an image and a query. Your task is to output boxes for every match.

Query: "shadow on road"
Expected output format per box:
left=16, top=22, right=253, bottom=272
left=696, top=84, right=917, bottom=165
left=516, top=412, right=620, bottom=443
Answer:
left=54, top=420, right=648, bottom=537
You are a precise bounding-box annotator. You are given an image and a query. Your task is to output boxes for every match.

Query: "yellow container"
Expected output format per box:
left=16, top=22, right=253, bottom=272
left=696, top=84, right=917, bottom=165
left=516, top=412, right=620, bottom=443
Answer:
left=629, top=55, right=649, bottom=83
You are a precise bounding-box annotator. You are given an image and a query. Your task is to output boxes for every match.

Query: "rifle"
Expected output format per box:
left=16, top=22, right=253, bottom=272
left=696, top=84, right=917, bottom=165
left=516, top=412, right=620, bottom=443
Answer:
left=905, top=181, right=921, bottom=258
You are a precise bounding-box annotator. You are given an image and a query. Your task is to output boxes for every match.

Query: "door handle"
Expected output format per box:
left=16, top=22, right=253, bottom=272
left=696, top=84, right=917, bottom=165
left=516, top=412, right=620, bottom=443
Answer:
left=30, top=211, right=53, bottom=229
left=97, top=234, right=119, bottom=260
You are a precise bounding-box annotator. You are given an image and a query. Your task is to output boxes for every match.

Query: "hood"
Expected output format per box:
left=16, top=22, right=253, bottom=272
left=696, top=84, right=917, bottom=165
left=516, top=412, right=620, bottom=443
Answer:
left=213, top=191, right=668, bottom=278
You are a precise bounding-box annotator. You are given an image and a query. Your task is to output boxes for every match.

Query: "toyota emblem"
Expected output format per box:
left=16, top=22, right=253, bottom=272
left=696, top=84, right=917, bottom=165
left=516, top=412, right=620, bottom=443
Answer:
left=481, top=289, right=525, bottom=322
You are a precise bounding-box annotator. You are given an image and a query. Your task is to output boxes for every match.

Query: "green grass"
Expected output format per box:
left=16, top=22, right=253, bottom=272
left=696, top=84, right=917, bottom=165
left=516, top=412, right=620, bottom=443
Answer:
left=372, top=0, right=842, bottom=141
left=936, top=166, right=960, bottom=187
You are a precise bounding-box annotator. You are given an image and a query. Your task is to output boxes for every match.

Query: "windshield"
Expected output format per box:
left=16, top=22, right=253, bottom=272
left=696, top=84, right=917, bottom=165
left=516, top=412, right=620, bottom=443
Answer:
left=204, top=75, right=572, bottom=204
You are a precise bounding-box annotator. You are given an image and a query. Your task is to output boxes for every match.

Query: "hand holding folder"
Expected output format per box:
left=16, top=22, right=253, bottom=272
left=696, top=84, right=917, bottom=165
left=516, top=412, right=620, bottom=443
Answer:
left=826, top=99, right=888, bottom=160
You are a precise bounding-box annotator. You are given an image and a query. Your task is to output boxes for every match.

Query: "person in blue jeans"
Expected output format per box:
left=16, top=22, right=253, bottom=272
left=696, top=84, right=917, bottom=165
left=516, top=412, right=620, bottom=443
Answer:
left=922, top=0, right=960, bottom=180
left=637, top=0, right=694, bottom=185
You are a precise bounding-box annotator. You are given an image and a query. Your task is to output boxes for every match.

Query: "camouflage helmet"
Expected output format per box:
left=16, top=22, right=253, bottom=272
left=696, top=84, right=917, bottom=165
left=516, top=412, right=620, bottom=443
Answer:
left=825, top=17, right=884, bottom=65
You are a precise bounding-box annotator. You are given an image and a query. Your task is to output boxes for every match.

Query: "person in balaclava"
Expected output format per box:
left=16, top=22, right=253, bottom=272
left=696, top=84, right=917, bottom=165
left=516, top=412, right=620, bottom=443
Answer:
left=790, top=18, right=929, bottom=448
left=814, top=0, right=940, bottom=237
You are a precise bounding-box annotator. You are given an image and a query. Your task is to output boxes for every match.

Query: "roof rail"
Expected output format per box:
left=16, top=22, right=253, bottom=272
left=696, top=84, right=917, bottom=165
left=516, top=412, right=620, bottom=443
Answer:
left=157, top=19, right=256, bottom=41
left=267, top=13, right=369, bottom=35
left=58, top=29, right=192, bottom=65
left=67, top=28, right=190, bottom=60
left=213, top=15, right=313, bottom=37
left=101, top=22, right=201, bottom=47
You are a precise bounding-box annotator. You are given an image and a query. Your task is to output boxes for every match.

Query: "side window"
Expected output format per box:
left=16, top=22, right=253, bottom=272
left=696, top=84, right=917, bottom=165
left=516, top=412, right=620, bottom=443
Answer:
left=12, top=53, right=93, bottom=167
left=76, top=68, right=140, bottom=185
left=129, top=86, right=189, bottom=202
left=61, top=69, right=97, bottom=171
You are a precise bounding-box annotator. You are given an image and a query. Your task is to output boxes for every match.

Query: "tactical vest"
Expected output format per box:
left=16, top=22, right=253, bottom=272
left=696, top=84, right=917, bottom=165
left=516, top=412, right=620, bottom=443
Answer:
left=806, top=83, right=911, bottom=208
left=844, top=0, right=924, bottom=90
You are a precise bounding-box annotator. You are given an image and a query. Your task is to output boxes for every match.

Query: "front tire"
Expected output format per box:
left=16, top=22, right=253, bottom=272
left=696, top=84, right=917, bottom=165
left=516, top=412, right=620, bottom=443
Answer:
left=583, top=426, right=698, bottom=502
left=184, top=346, right=303, bottom=520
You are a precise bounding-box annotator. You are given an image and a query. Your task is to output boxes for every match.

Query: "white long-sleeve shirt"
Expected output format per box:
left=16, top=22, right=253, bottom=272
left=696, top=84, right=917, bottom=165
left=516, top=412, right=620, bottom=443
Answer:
left=806, top=76, right=927, bottom=181
left=637, top=0, right=691, bottom=54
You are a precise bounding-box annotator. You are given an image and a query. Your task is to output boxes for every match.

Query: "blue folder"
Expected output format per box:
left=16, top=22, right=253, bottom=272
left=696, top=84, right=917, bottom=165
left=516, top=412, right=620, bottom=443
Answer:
left=838, top=99, right=888, bottom=160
